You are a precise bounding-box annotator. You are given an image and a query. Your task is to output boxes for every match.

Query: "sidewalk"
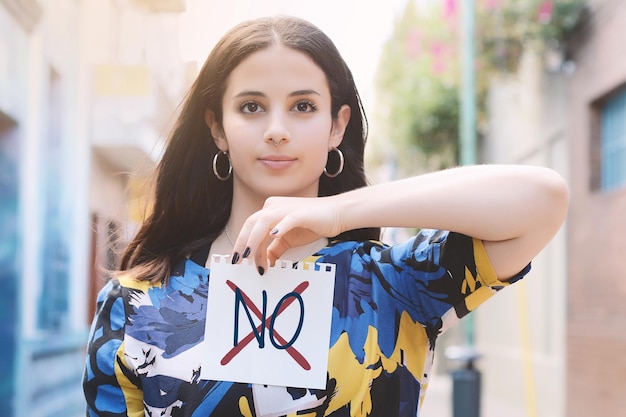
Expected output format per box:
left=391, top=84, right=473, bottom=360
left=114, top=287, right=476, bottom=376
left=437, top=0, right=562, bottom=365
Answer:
left=421, top=374, right=452, bottom=416
left=420, top=374, right=528, bottom=417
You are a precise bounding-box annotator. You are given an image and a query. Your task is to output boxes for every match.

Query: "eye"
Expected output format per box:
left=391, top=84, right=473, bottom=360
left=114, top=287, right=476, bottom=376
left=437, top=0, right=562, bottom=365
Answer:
left=292, top=100, right=317, bottom=113
left=240, top=100, right=263, bottom=114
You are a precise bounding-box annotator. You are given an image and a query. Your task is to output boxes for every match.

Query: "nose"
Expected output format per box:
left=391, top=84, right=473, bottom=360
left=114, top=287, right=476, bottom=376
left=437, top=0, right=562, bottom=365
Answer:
left=264, top=109, right=290, bottom=147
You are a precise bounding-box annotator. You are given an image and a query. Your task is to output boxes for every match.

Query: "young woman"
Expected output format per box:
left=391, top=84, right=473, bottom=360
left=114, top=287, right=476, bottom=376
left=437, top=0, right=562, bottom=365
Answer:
left=83, top=15, right=569, bottom=417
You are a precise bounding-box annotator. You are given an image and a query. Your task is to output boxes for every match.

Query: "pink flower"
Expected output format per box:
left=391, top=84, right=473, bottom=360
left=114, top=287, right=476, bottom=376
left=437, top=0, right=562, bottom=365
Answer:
left=432, top=59, right=447, bottom=75
left=430, top=42, right=448, bottom=75
left=431, top=42, right=445, bottom=57
left=444, top=0, right=458, bottom=19
left=405, top=28, right=423, bottom=59
left=537, top=0, right=553, bottom=24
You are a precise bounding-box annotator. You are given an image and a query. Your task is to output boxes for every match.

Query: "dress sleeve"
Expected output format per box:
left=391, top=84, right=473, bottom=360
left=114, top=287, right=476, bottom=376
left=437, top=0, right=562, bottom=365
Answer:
left=371, top=229, right=530, bottom=334
left=83, top=278, right=144, bottom=417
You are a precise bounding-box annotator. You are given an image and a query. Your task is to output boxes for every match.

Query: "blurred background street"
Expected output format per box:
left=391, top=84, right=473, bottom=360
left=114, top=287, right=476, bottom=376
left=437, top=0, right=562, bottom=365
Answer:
left=1, top=0, right=625, bottom=416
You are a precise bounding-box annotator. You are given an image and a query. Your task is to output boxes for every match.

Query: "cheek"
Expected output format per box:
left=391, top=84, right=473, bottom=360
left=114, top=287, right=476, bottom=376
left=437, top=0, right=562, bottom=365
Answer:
left=228, top=151, right=252, bottom=181
left=222, top=117, right=258, bottom=140
left=297, top=116, right=333, bottom=143
left=308, top=142, right=333, bottom=173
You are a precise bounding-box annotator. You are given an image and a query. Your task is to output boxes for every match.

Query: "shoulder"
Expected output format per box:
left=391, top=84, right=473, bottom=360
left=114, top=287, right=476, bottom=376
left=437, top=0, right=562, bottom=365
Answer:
left=321, top=230, right=462, bottom=260
left=316, top=239, right=386, bottom=264
left=317, top=230, right=485, bottom=278
left=92, top=273, right=165, bottom=326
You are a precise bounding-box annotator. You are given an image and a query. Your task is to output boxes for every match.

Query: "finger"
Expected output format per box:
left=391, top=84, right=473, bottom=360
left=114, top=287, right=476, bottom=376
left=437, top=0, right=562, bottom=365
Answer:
left=241, top=216, right=276, bottom=275
left=229, top=214, right=259, bottom=265
left=266, top=215, right=300, bottom=266
left=267, top=237, right=291, bottom=267
left=254, top=235, right=273, bottom=276
left=268, top=214, right=299, bottom=240
left=229, top=237, right=244, bottom=265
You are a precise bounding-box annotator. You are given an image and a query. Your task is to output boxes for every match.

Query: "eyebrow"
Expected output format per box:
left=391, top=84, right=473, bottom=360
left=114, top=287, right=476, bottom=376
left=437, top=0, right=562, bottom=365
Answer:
left=234, top=89, right=321, bottom=98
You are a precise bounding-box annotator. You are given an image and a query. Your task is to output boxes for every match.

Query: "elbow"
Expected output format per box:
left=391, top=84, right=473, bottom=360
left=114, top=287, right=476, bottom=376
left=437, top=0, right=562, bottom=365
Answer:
left=536, top=167, right=569, bottom=231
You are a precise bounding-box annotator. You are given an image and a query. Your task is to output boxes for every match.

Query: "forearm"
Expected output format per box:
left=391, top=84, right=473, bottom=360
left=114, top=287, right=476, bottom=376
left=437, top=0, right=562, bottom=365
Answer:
left=337, top=164, right=568, bottom=243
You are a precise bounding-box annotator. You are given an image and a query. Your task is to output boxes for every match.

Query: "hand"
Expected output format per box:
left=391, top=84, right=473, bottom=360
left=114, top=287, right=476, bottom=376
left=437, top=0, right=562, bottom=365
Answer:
left=231, top=196, right=344, bottom=273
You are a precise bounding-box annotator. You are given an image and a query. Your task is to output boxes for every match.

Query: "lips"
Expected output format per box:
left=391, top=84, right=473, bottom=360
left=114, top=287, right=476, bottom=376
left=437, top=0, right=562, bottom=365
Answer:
left=258, top=154, right=297, bottom=170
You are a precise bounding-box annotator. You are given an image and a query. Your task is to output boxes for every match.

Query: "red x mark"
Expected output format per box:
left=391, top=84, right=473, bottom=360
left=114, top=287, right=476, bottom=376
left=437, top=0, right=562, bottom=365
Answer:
left=220, top=280, right=311, bottom=370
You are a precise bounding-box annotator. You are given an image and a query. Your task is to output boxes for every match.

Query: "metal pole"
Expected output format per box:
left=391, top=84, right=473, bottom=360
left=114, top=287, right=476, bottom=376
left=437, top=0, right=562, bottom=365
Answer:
left=460, top=0, right=477, bottom=167
left=452, top=5, right=481, bottom=417
left=460, top=0, right=477, bottom=348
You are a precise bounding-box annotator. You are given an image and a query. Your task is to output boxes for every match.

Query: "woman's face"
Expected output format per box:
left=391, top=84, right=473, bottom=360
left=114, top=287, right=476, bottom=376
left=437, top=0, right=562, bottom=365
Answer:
left=206, top=44, right=350, bottom=202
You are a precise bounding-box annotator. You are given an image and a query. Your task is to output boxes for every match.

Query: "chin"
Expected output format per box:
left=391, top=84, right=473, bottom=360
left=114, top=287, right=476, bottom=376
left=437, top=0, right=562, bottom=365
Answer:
left=260, top=184, right=318, bottom=199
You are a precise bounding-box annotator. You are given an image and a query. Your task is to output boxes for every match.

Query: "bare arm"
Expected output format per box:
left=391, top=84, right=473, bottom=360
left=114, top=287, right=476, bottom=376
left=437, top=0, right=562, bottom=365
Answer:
left=235, top=164, right=569, bottom=280
left=334, top=164, right=569, bottom=280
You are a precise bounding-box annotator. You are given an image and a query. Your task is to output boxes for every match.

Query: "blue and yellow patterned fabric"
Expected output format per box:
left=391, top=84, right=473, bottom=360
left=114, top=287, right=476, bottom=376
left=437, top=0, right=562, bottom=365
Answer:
left=83, top=229, right=528, bottom=416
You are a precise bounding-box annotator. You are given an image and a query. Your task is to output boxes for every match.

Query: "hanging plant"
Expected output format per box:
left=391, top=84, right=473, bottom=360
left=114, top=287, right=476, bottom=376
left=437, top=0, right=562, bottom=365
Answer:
left=477, top=0, right=587, bottom=73
left=372, top=0, right=588, bottom=175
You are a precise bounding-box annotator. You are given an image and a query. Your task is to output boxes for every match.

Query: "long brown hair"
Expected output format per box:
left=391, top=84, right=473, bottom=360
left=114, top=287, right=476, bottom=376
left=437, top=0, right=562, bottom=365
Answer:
left=120, top=16, right=380, bottom=282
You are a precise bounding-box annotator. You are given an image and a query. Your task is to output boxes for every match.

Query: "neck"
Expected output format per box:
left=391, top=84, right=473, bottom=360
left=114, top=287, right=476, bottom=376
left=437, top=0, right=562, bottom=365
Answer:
left=225, top=187, right=266, bottom=238
left=226, top=180, right=320, bottom=237
left=212, top=184, right=327, bottom=266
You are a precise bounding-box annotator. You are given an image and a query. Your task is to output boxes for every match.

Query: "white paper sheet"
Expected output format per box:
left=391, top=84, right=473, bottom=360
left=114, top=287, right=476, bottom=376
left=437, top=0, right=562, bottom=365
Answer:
left=202, top=256, right=336, bottom=389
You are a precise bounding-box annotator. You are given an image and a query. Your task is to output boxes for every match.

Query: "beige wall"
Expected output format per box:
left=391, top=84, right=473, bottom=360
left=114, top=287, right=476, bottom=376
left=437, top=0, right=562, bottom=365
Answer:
left=477, top=51, right=569, bottom=417
left=90, top=151, right=128, bottom=220
left=565, top=1, right=626, bottom=415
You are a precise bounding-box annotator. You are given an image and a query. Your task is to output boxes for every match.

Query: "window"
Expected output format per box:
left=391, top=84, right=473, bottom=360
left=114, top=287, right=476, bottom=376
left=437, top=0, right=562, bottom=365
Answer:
left=600, top=87, right=626, bottom=190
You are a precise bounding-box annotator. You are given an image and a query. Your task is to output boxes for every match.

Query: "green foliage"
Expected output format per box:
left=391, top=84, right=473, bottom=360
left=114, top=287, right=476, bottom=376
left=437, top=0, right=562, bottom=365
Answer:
left=478, top=0, right=587, bottom=73
left=374, top=1, right=460, bottom=174
left=530, top=0, right=587, bottom=45
left=372, top=0, right=587, bottom=176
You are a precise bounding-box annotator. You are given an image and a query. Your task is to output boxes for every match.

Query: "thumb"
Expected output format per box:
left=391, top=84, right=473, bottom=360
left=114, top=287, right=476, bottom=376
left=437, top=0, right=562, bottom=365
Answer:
left=267, top=237, right=291, bottom=267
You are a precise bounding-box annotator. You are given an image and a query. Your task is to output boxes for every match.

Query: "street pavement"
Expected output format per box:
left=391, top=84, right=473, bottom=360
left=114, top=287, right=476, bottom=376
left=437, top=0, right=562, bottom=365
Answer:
left=420, top=374, right=528, bottom=417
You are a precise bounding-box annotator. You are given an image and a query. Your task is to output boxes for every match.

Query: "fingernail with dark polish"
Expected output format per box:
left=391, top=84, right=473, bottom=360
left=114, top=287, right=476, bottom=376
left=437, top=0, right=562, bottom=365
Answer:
left=257, top=266, right=265, bottom=276
left=231, top=252, right=240, bottom=264
left=242, top=247, right=250, bottom=258
left=270, top=228, right=279, bottom=235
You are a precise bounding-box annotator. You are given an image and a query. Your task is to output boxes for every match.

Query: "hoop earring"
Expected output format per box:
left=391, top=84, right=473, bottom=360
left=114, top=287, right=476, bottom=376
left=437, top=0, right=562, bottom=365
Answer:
left=212, top=151, right=232, bottom=181
left=324, top=147, right=344, bottom=178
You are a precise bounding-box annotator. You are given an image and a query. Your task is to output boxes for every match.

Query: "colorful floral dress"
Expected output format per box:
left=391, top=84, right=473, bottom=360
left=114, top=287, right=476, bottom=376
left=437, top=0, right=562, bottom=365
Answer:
left=83, top=229, right=528, bottom=416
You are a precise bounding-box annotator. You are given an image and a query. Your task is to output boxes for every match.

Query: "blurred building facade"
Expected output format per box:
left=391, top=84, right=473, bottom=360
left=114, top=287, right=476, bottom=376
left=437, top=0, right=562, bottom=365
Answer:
left=476, top=1, right=626, bottom=417
left=1, top=0, right=90, bottom=415
left=564, top=0, right=626, bottom=415
left=0, top=0, right=191, bottom=415
left=477, top=49, right=570, bottom=417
